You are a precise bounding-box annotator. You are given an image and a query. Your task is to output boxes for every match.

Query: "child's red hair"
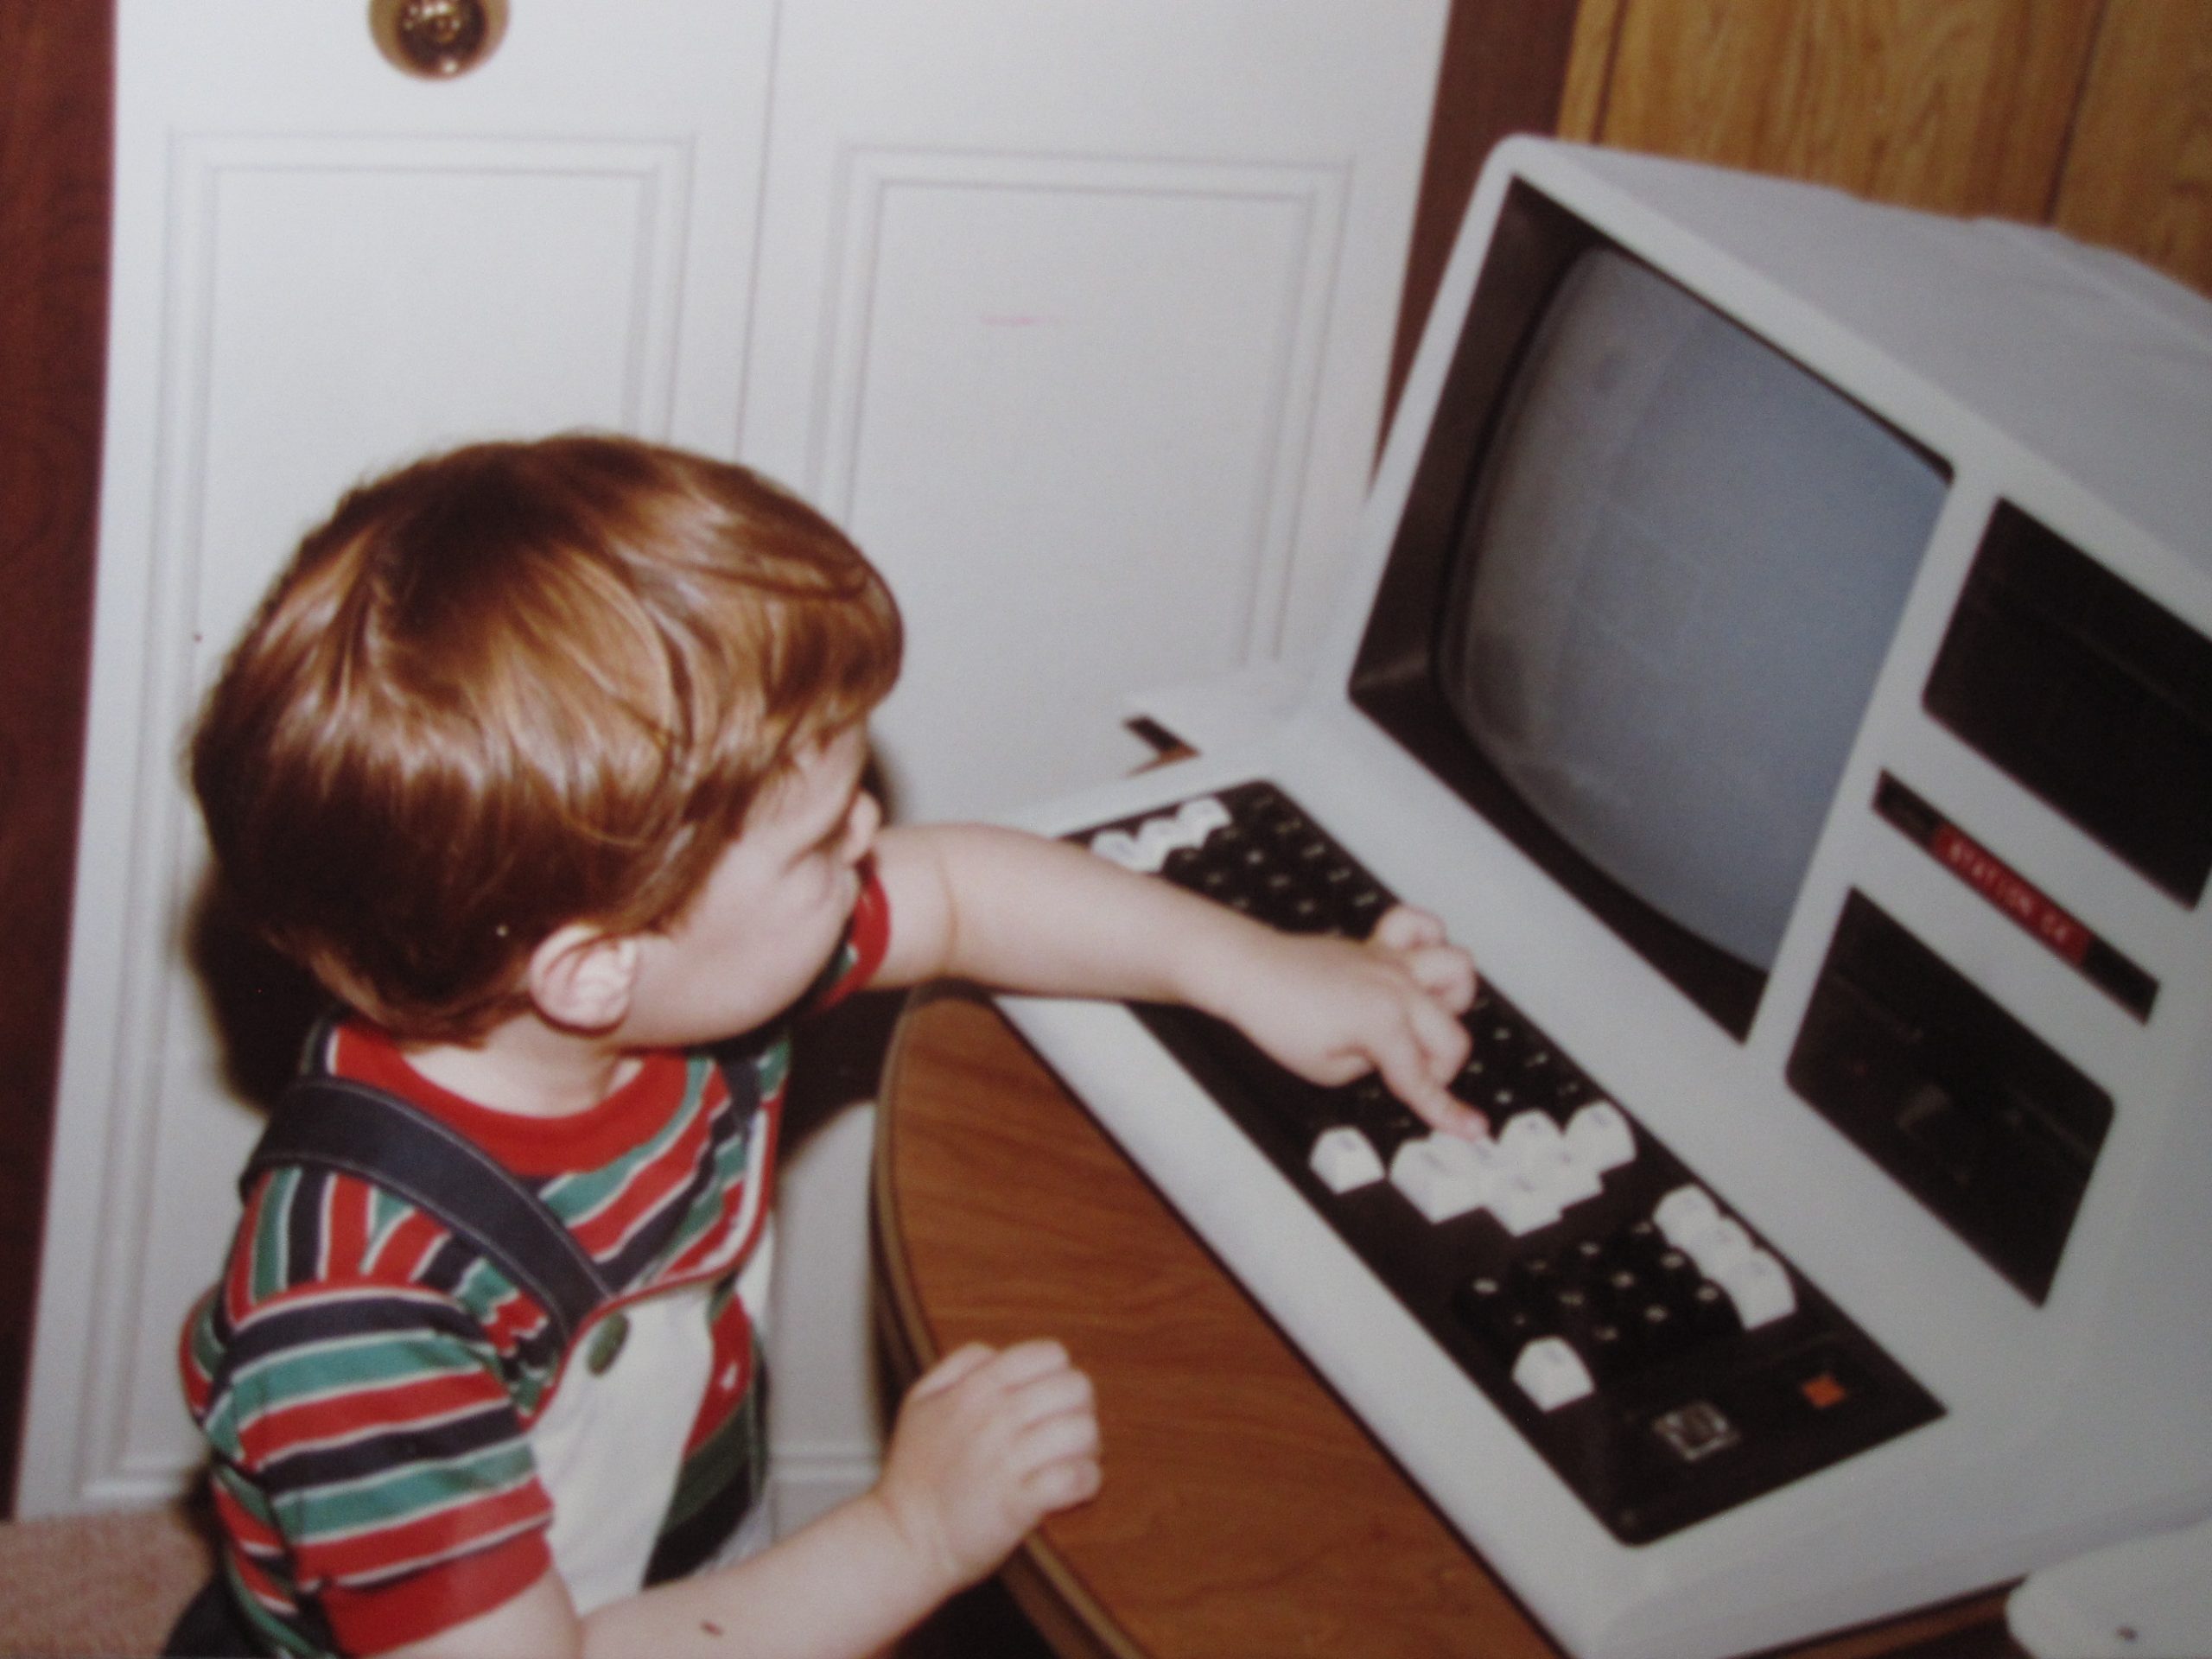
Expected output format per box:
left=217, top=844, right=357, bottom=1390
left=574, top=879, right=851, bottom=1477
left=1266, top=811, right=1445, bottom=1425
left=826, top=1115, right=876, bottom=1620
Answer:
left=193, top=435, right=902, bottom=1039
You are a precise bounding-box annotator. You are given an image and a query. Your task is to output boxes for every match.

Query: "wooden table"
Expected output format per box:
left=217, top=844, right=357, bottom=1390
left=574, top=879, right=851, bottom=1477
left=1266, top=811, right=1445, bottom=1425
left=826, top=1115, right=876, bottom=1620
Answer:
left=870, top=988, right=2018, bottom=1659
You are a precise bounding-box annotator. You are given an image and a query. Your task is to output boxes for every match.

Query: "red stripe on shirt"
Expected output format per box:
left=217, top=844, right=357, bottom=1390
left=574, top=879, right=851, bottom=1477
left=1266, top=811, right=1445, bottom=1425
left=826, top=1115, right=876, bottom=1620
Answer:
left=212, top=1478, right=286, bottom=1557
left=238, top=1370, right=509, bottom=1469
left=334, top=1026, right=698, bottom=1178
left=365, top=1207, right=450, bottom=1283
left=321, top=1178, right=372, bottom=1281
left=321, top=1529, right=551, bottom=1655
left=294, top=1475, right=551, bottom=1586
left=561, top=1092, right=714, bottom=1258
left=476, top=1282, right=554, bottom=1353
left=819, top=863, right=891, bottom=1011
left=224, top=1182, right=272, bottom=1327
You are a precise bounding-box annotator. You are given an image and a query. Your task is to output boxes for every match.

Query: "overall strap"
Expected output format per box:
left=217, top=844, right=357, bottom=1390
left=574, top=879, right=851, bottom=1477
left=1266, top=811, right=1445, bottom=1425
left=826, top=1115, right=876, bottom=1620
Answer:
left=243, top=1075, right=616, bottom=1348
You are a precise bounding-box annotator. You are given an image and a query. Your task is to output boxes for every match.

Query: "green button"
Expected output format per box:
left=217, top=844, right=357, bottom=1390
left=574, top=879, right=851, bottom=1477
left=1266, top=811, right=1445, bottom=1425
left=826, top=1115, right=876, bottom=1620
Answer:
left=586, top=1313, right=630, bottom=1375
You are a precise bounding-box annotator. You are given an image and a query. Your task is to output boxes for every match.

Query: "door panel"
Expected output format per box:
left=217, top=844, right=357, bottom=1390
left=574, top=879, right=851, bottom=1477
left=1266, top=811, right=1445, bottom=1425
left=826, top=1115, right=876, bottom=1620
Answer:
left=825, top=153, right=1344, bottom=814
left=191, top=137, right=703, bottom=650
left=744, top=0, right=1446, bottom=820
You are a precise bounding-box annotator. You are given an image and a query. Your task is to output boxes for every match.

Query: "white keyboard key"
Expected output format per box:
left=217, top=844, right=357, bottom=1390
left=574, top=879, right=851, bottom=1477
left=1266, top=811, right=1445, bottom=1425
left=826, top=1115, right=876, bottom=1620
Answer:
left=1543, top=1155, right=1605, bottom=1208
left=1090, top=797, right=1229, bottom=874
left=1679, top=1215, right=1755, bottom=1280
left=1564, top=1100, right=1636, bottom=1173
left=1512, top=1336, right=1595, bottom=1411
left=1498, top=1109, right=1566, bottom=1163
left=1485, top=1171, right=1565, bottom=1236
left=1389, top=1133, right=1502, bottom=1223
left=1308, top=1126, right=1386, bottom=1193
left=1174, top=795, right=1231, bottom=841
left=1655, top=1184, right=1723, bottom=1249
left=1088, top=829, right=1145, bottom=870
left=1523, top=1149, right=1604, bottom=1209
left=1395, top=1127, right=1494, bottom=1177
left=1714, top=1249, right=1796, bottom=1328
left=1131, top=815, right=1187, bottom=872
left=1498, top=1111, right=1602, bottom=1208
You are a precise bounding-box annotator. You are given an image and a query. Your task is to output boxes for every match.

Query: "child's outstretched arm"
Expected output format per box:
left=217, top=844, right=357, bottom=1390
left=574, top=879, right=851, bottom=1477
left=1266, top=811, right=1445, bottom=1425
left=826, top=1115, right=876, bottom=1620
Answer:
left=381, top=1339, right=1097, bottom=1659
left=872, top=822, right=1486, bottom=1136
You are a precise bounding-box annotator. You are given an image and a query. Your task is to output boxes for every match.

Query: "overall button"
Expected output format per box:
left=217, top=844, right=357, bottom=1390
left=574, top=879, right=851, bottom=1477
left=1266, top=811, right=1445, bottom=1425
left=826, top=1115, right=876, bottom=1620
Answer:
left=587, top=1313, right=631, bottom=1375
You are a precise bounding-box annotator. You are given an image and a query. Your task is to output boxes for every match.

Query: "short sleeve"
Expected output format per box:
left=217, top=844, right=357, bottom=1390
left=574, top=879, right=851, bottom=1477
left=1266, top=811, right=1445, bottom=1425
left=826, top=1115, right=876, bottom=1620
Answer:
left=201, top=1271, right=556, bottom=1652
left=810, top=860, right=892, bottom=1012
left=318, top=1530, right=551, bottom=1653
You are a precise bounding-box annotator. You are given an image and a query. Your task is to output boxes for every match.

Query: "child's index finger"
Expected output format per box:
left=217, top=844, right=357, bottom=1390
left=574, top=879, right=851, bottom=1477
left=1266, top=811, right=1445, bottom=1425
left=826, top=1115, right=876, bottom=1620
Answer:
left=1372, top=1030, right=1489, bottom=1141
left=1414, top=1084, right=1491, bottom=1141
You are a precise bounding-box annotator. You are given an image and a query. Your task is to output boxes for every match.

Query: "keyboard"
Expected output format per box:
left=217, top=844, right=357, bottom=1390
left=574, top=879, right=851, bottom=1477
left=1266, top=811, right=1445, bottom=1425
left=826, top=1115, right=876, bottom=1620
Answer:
left=1083, top=780, right=1941, bottom=1543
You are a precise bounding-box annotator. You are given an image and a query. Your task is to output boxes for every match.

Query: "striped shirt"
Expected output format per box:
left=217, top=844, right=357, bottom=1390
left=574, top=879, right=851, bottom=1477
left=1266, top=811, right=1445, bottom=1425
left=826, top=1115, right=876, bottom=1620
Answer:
left=179, top=873, right=890, bottom=1656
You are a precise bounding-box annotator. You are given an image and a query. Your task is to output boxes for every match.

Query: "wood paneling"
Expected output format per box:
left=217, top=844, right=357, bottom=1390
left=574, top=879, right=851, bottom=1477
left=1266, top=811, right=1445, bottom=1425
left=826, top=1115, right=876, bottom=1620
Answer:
left=2055, top=0, right=2212, bottom=289
left=1559, top=0, right=1630, bottom=143
left=1562, top=0, right=2212, bottom=296
left=0, top=0, right=110, bottom=1517
left=1390, top=2, right=1584, bottom=423
left=1590, top=0, right=2099, bottom=217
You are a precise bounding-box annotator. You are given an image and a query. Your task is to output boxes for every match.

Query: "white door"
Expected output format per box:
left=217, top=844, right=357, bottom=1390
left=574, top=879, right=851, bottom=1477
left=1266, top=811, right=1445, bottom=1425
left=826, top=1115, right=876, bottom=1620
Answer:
left=747, top=0, right=1446, bottom=821
left=20, top=0, right=779, bottom=1516
left=24, top=0, right=1443, bottom=1517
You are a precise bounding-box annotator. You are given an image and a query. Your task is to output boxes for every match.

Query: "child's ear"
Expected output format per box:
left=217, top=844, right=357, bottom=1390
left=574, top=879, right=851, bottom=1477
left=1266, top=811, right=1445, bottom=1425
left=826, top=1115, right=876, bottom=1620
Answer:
left=526, top=925, right=643, bottom=1033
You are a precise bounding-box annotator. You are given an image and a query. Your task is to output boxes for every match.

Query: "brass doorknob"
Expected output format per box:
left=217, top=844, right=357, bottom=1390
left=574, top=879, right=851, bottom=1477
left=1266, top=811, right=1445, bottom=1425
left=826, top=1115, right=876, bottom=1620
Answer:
left=370, top=0, right=507, bottom=79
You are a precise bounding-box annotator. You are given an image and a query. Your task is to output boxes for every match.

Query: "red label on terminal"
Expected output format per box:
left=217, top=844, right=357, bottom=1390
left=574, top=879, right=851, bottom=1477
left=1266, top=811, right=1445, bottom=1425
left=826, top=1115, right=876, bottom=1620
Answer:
left=1800, top=1372, right=1849, bottom=1411
left=1930, top=826, right=2092, bottom=963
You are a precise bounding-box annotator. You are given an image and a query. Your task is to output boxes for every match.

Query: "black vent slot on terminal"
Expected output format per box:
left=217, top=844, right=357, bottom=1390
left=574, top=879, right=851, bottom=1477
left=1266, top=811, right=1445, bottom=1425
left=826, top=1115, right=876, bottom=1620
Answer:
left=1924, top=503, right=2212, bottom=907
left=1787, top=893, right=2112, bottom=1305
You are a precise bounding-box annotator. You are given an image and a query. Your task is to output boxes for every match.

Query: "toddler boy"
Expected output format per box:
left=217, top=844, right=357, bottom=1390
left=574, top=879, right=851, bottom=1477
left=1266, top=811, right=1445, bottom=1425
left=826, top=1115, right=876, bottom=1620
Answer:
left=180, top=435, right=1480, bottom=1657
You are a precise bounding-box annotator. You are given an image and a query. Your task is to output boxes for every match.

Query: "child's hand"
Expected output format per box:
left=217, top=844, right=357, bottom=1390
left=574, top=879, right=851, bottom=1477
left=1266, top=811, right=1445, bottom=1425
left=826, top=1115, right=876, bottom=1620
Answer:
left=872, top=1339, right=1102, bottom=1592
left=1211, top=904, right=1486, bottom=1138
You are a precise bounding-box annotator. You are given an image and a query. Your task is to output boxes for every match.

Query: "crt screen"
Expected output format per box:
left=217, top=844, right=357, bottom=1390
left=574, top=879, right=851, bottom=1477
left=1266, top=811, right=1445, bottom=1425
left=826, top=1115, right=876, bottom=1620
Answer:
left=1438, top=249, right=1948, bottom=976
